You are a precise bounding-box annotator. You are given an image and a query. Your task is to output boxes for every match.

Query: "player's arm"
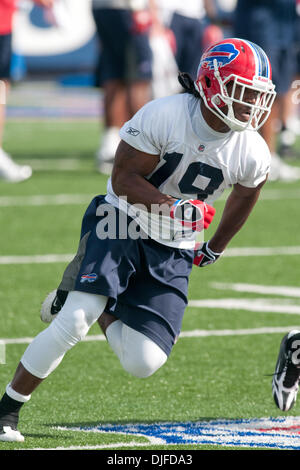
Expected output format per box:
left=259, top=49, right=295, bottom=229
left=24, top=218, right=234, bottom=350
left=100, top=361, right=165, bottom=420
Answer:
left=209, top=178, right=267, bottom=253
left=112, top=140, right=215, bottom=230
left=112, top=140, right=175, bottom=211
left=194, top=179, right=266, bottom=266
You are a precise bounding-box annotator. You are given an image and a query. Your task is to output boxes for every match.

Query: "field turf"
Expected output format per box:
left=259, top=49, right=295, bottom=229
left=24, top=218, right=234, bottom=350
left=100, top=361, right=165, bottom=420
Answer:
left=1, top=102, right=300, bottom=453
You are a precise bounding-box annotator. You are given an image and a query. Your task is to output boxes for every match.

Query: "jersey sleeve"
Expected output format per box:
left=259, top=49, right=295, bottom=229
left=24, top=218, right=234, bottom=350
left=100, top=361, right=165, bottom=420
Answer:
left=119, top=97, right=171, bottom=155
left=237, top=132, right=271, bottom=188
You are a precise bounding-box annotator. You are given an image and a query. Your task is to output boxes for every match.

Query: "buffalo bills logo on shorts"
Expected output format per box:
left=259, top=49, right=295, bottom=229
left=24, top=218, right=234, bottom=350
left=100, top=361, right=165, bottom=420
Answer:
left=200, top=42, right=240, bottom=70
left=80, top=273, right=98, bottom=283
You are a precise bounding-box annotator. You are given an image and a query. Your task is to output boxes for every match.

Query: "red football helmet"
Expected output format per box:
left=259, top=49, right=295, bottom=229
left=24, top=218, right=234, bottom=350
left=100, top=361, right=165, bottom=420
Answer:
left=194, top=38, right=276, bottom=131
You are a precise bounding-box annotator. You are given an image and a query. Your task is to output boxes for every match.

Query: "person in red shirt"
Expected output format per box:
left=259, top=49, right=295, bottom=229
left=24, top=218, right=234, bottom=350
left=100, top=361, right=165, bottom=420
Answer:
left=0, top=0, right=54, bottom=182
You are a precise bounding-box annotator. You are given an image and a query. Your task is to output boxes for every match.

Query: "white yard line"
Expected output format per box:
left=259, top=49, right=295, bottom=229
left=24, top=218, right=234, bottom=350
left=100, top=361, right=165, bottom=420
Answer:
left=1, top=188, right=300, bottom=208
left=2, top=325, right=300, bottom=345
left=24, top=159, right=83, bottom=171
left=211, top=282, right=300, bottom=297
left=26, top=442, right=154, bottom=450
left=0, top=194, right=93, bottom=207
left=0, top=254, right=74, bottom=264
left=189, top=298, right=300, bottom=314
left=1, top=246, right=300, bottom=265
left=223, top=246, right=300, bottom=257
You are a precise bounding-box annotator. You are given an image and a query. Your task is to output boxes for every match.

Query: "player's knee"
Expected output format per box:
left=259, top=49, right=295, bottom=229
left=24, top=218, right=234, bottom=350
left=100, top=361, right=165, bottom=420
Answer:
left=53, top=291, right=107, bottom=346
left=120, top=341, right=168, bottom=378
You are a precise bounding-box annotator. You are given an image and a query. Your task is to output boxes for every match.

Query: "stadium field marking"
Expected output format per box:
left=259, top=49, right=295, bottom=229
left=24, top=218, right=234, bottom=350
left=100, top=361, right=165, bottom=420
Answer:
left=22, top=159, right=82, bottom=171
left=27, top=442, right=154, bottom=451
left=0, top=194, right=93, bottom=207
left=223, top=246, right=300, bottom=257
left=1, top=188, right=300, bottom=207
left=189, top=298, right=300, bottom=314
left=211, top=282, right=300, bottom=297
left=26, top=417, right=300, bottom=451
left=0, top=254, right=73, bottom=264
left=1, top=246, right=300, bottom=265
left=2, top=326, right=300, bottom=345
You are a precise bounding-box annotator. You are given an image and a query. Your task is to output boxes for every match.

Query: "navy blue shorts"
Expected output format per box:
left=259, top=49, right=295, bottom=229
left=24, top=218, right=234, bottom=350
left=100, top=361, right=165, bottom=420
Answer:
left=58, top=196, right=194, bottom=356
left=234, top=3, right=297, bottom=94
left=0, top=34, right=12, bottom=80
left=170, top=12, right=205, bottom=78
left=92, top=8, right=153, bottom=85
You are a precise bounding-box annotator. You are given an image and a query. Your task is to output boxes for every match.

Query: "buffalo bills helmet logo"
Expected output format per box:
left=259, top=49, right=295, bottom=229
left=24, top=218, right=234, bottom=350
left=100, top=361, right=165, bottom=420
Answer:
left=200, top=42, right=240, bottom=70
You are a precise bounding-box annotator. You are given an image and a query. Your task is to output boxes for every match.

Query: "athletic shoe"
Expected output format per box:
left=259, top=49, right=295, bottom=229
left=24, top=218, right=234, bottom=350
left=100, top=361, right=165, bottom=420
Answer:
left=40, top=289, right=68, bottom=323
left=0, top=400, right=24, bottom=442
left=269, top=153, right=300, bottom=182
left=96, top=127, right=120, bottom=175
left=0, top=425, right=24, bottom=442
left=272, top=330, right=300, bottom=411
left=0, top=149, right=32, bottom=183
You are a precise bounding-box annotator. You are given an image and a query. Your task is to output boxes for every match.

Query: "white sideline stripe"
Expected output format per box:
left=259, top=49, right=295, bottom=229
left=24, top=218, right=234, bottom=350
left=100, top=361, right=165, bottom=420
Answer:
left=189, top=298, right=300, bottom=314
left=0, top=254, right=74, bottom=264
left=211, top=282, right=300, bottom=298
left=223, top=246, right=300, bottom=257
left=2, top=326, right=300, bottom=345
left=1, top=246, right=300, bottom=265
left=0, top=194, right=93, bottom=207
left=25, top=159, right=82, bottom=171
left=27, top=442, right=154, bottom=451
left=1, top=188, right=300, bottom=208
left=260, top=189, right=300, bottom=200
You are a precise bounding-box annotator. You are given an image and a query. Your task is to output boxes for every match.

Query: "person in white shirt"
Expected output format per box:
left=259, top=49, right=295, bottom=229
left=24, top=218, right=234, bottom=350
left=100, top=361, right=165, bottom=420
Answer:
left=155, top=0, right=215, bottom=78
left=0, top=38, right=276, bottom=442
left=92, top=0, right=154, bottom=174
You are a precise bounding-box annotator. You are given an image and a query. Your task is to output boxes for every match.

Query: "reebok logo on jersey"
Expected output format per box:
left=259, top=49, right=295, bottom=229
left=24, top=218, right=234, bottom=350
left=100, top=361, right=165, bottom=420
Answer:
left=126, top=127, right=140, bottom=136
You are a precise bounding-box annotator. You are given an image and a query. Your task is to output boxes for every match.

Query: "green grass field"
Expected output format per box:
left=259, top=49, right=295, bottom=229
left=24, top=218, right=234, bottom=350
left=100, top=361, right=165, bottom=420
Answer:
left=1, top=111, right=300, bottom=452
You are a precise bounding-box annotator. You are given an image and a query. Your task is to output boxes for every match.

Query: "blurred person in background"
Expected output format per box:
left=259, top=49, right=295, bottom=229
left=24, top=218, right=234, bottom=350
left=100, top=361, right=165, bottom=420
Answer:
left=280, top=0, right=300, bottom=154
left=234, top=0, right=300, bottom=182
left=92, top=0, right=224, bottom=176
left=155, top=0, right=220, bottom=80
left=0, top=0, right=54, bottom=183
left=92, top=0, right=154, bottom=175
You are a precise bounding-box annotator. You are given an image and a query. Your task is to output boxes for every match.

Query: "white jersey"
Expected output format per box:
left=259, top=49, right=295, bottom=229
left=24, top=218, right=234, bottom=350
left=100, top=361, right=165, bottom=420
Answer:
left=106, top=93, right=271, bottom=249
left=158, top=0, right=206, bottom=18
left=156, top=0, right=206, bottom=26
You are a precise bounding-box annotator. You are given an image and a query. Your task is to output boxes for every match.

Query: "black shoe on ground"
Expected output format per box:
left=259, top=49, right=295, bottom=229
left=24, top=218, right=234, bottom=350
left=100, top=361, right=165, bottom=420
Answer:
left=0, top=394, right=24, bottom=442
left=272, top=330, right=300, bottom=411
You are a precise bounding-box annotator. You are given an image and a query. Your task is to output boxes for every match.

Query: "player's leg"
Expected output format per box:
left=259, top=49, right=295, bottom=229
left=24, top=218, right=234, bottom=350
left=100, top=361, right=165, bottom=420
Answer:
left=0, top=291, right=107, bottom=442
left=126, top=25, right=152, bottom=117
left=0, top=34, right=32, bottom=182
left=92, top=8, right=129, bottom=174
left=99, top=313, right=168, bottom=378
left=95, top=235, right=194, bottom=379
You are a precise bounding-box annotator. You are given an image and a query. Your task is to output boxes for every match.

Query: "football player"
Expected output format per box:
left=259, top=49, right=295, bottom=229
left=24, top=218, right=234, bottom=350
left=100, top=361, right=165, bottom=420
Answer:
left=0, top=38, right=277, bottom=442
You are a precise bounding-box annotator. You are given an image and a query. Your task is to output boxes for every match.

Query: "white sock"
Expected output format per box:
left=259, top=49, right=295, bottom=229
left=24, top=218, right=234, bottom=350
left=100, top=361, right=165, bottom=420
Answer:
left=6, top=383, right=31, bottom=403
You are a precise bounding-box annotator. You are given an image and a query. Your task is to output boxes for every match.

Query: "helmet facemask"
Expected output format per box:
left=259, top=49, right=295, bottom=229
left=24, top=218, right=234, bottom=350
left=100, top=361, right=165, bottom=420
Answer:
left=196, top=58, right=276, bottom=132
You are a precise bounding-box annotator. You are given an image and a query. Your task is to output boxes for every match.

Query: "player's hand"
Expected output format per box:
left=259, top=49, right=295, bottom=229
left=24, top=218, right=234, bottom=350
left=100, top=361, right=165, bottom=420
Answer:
left=170, top=199, right=215, bottom=232
left=193, top=241, right=223, bottom=267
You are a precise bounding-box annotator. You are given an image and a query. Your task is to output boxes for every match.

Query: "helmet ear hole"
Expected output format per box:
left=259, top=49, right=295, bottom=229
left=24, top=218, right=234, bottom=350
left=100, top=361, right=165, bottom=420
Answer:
left=205, top=76, right=211, bottom=87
